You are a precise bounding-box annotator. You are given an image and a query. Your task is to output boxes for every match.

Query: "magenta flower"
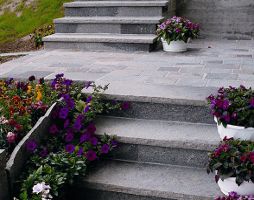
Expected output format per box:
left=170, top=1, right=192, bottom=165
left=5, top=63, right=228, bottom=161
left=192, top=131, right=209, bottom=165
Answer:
left=101, top=144, right=110, bottom=154
left=26, top=140, right=37, bottom=152
left=121, top=102, right=130, bottom=110
left=64, top=119, right=70, bottom=129
left=49, top=124, right=59, bottom=135
left=87, top=123, right=96, bottom=133
left=39, top=148, right=48, bottom=158
left=85, top=150, right=97, bottom=161
left=250, top=97, right=254, bottom=107
left=65, top=144, right=75, bottom=154
left=65, top=133, right=74, bottom=143
left=6, top=132, right=16, bottom=143
left=222, top=100, right=230, bottom=110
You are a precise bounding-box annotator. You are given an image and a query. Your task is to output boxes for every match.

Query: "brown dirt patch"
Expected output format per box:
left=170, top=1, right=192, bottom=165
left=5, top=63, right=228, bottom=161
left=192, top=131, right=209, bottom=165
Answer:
left=0, top=36, right=41, bottom=53
left=0, top=55, right=22, bottom=64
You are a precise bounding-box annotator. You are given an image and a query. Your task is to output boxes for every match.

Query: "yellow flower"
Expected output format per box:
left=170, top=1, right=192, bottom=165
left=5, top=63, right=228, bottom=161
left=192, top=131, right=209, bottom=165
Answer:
left=36, top=91, right=42, bottom=101
left=27, top=85, right=32, bottom=94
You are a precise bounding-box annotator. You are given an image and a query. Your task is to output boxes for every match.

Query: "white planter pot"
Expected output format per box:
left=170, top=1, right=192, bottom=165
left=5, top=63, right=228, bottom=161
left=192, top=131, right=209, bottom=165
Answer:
left=218, top=178, right=254, bottom=196
left=215, top=118, right=254, bottom=141
left=161, top=39, right=187, bottom=52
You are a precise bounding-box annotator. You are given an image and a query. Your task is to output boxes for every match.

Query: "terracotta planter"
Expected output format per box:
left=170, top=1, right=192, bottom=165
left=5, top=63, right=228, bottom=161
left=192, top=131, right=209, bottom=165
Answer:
left=218, top=178, right=254, bottom=196
left=215, top=118, right=254, bottom=141
left=161, top=39, right=187, bottom=52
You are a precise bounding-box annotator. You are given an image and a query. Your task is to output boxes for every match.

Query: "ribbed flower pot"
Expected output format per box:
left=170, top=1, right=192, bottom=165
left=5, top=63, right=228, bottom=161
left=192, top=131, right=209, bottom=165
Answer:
left=215, top=118, right=254, bottom=141
left=218, top=178, right=254, bottom=196
left=161, top=39, right=187, bottom=52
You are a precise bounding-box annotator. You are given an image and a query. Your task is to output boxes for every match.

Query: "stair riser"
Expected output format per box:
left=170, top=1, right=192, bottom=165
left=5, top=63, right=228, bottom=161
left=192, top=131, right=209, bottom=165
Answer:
left=73, top=189, right=174, bottom=200
left=44, top=41, right=155, bottom=52
left=105, top=101, right=213, bottom=124
left=55, top=23, right=157, bottom=34
left=65, top=7, right=164, bottom=17
left=109, top=143, right=210, bottom=168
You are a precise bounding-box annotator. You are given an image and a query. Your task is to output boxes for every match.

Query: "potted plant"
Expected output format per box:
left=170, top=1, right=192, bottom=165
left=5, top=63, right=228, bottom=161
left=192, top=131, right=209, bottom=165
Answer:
left=207, top=86, right=254, bottom=141
left=156, top=16, right=200, bottom=52
left=207, top=138, right=254, bottom=196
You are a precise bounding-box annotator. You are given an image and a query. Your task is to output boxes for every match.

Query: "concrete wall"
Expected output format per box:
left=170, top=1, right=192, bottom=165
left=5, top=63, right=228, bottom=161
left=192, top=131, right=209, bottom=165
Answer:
left=176, top=0, right=254, bottom=39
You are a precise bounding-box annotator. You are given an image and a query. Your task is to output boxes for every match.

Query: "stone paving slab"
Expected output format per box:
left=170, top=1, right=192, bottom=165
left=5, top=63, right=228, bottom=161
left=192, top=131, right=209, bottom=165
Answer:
left=0, top=39, right=254, bottom=101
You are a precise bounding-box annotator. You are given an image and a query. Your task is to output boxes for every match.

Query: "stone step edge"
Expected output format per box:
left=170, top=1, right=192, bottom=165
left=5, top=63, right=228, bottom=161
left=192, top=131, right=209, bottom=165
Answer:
left=78, top=160, right=219, bottom=200
left=82, top=84, right=218, bottom=106
left=95, top=116, right=218, bottom=151
left=43, top=33, right=157, bottom=44
left=54, top=17, right=163, bottom=24
left=64, top=1, right=169, bottom=7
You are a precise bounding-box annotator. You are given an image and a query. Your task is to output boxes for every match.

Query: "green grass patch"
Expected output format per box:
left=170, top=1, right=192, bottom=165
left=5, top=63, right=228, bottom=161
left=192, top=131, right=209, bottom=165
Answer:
left=0, top=0, right=71, bottom=44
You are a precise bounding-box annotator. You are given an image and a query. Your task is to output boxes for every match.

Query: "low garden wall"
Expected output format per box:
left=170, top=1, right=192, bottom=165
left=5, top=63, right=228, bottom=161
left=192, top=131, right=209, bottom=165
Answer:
left=176, top=0, right=254, bottom=39
left=0, top=149, right=9, bottom=200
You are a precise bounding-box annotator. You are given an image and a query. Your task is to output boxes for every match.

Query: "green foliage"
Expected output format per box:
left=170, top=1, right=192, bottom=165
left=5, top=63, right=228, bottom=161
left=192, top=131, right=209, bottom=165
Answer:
left=33, top=24, right=55, bottom=47
left=0, top=0, right=71, bottom=44
left=207, top=139, right=254, bottom=186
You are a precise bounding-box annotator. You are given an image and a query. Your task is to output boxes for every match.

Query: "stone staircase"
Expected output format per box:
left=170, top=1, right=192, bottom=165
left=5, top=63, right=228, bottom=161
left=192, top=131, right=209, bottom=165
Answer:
left=43, top=0, right=174, bottom=52
left=73, top=87, right=223, bottom=200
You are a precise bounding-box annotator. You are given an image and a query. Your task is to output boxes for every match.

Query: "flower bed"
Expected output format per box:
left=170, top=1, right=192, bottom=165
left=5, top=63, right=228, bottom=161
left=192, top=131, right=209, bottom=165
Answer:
left=215, top=191, right=254, bottom=200
left=0, top=74, right=125, bottom=199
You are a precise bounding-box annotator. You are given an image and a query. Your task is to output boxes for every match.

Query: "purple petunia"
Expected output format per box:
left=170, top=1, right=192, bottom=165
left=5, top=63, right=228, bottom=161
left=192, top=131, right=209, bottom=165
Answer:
left=84, top=81, right=93, bottom=89
left=59, top=107, right=69, bottom=119
left=121, top=102, right=130, bottom=110
left=90, top=137, right=98, bottom=146
left=101, top=144, right=110, bottom=154
left=65, top=144, right=75, bottom=154
left=85, top=150, right=97, bottom=161
left=86, top=96, right=92, bottom=103
left=26, top=140, right=38, bottom=152
left=80, top=132, right=91, bottom=143
left=84, top=105, right=90, bottom=113
left=64, top=119, right=70, bottom=129
left=77, top=147, right=84, bottom=157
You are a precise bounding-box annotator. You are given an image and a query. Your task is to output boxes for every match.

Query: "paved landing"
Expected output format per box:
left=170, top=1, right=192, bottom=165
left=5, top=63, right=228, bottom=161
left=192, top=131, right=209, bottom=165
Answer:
left=0, top=39, right=254, bottom=99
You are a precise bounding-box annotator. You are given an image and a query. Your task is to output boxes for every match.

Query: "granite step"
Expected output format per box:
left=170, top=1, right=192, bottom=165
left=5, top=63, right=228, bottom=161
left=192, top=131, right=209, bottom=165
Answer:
left=43, top=33, right=157, bottom=52
left=64, top=1, right=168, bottom=17
left=95, top=116, right=219, bottom=168
left=73, top=160, right=221, bottom=200
left=54, top=17, right=162, bottom=34
left=83, top=84, right=216, bottom=123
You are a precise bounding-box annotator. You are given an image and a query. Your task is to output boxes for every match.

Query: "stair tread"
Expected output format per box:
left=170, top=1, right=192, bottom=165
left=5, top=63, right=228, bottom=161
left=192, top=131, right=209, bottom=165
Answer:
left=81, top=160, right=221, bottom=200
left=54, top=16, right=163, bottom=24
left=43, top=33, right=157, bottom=44
left=65, top=1, right=168, bottom=7
left=95, top=116, right=219, bottom=151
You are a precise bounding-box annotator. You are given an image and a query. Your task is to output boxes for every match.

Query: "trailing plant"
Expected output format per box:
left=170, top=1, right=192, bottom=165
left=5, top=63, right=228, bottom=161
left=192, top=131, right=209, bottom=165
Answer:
left=207, top=86, right=254, bottom=128
left=207, top=138, right=254, bottom=186
left=215, top=191, right=254, bottom=200
left=156, top=16, right=200, bottom=44
left=33, top=24, right=55, bottom=48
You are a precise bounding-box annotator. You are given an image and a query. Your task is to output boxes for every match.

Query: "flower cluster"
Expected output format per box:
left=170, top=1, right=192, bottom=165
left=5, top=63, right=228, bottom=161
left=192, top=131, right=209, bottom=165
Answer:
left=32, top=182, right=52, bottom=200
left=156, top=16, right=200, bottom=44
left=207, top=86, right=254, bottom=127
left=207, top=138, right=254, bottom=186
left=215, top=192, right=254, bottom=200
left=17, top=75, right=125, bottom=200
left=0, top=76, right=59, bottom=151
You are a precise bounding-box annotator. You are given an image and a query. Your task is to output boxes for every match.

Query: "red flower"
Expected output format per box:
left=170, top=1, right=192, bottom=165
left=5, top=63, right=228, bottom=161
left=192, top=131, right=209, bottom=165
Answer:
left=249, top=152, right=254, bottom=163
